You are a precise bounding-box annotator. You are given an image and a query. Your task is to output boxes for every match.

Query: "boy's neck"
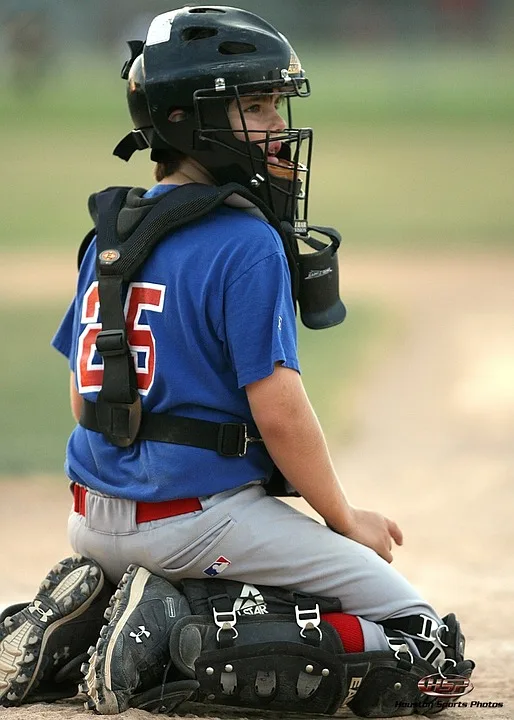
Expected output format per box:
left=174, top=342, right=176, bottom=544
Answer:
left=159, top=157, right=215, bottom=187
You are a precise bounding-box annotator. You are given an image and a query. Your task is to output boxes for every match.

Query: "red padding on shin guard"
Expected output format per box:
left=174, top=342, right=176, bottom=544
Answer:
left=322, top=613, right=365, bottom=653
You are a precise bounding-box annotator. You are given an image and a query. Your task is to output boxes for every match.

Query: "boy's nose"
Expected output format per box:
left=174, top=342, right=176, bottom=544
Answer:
left=271, top=110, right=286, bottom=132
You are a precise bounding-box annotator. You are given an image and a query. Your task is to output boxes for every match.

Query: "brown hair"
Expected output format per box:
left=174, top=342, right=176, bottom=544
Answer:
left=153, top=109, right=190, bottom=181
left=153, top=148, right=186, bottom=182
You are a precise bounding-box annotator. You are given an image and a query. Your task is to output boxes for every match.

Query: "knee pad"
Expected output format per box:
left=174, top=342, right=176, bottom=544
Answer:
left=170, top=612, right=348, bottom=715
left=170, top=578, right=350, bottom=714
left=166, top=580, right=475, bottom=718
left=169, top=612, right=467, bottom=717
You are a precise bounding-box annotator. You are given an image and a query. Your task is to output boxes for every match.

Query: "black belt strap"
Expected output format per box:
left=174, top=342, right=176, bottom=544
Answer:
left=80, top=399, right=262, bottom=458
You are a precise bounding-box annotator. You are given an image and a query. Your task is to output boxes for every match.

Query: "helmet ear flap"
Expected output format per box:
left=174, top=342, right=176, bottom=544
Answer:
left=121, top=41, right=145, bottom=80
left=126, top=54, right=153, bottom=132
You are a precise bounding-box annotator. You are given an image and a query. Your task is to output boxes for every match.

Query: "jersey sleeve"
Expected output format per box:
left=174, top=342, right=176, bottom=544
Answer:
left=221, top=251, right=300, bottom=388
left=51, top=299, right=76, bottom=369
left=52, top=240, right=96, bottom=371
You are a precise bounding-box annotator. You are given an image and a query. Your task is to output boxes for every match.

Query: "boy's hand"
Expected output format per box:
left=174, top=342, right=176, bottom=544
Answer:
left=330, top=508, right=404, bottom=564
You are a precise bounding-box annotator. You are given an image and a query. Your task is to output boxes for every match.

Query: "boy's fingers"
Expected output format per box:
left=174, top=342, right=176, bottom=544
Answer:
left=388, top=519, right=404, bottom=546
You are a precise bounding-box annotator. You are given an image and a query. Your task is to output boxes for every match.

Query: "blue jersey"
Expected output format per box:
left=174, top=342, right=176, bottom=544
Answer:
left=52, top=184, right=300, bottom=501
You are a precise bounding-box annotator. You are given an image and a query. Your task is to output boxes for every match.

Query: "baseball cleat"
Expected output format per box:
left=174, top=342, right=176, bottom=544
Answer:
left=83, top=564, right=191, bottom=714
left=0, top=554, right=110, bottom=706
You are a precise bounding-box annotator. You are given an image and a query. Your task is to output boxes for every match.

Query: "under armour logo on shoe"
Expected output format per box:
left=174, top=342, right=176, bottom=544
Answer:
left=129, top=626, right=151, bottom=644
left=28, top=601, right=54, bottom=623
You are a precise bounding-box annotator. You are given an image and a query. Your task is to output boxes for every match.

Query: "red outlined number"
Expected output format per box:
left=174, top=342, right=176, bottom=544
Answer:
left=77, top=282, right=102, bottom=392
left=124, top=283, right=165, bottom=392
left=77, top=281, right=165, bottom=395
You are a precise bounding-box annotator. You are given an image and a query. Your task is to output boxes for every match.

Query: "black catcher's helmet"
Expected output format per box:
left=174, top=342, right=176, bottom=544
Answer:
left=114, top=5, right=312, bottom=225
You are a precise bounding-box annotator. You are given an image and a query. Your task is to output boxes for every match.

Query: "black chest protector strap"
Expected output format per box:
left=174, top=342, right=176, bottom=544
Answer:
left=92, top=188, right=141, bottom=446
left=79, top=183, right=299, bottom=489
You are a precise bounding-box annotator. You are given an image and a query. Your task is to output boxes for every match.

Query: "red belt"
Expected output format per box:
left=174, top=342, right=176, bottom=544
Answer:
left=73, top=484, right=202, bottom=524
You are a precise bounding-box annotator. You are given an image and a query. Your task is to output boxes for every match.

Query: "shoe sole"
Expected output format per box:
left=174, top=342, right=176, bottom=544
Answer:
left=0, top=554, right=104, bottom=706
left=83, top=565, right=151, bottom=715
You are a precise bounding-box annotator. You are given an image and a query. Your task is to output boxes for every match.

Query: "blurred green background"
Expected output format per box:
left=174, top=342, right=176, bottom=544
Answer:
left=1, top=49, right=513, bottom=249
left=1, top=1, right=513, bottom=475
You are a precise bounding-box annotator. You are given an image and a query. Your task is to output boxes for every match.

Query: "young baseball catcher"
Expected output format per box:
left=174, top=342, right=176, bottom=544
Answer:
left=0, top=6, right=474, bottom=716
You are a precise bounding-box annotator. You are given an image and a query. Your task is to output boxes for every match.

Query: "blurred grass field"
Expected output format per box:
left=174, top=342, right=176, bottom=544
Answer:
left=1, top=48, right=513, bottom=250
left=0, top=48, right=512, bottom=475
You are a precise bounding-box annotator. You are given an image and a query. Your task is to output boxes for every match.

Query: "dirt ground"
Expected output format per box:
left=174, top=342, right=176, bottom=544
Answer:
left=0, top=250, right=513, bottom=719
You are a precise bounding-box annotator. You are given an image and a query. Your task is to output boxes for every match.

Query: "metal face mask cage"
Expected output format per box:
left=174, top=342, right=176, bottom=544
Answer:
left=192, top=80, right=345, bottom=330
left=192, top=78, right=313, bottom=228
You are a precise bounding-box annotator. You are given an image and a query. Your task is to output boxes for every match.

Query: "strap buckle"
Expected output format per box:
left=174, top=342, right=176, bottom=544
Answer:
left=385, top=635, right=414, bottom=665
left=95, top=387, right=142, bottom=448
left=295, top=603, right=323, bottom=642
left=217, top=422, right=261, bottom=457
left=212, top=606, right=239, bottom=643
left=96, top=329, right=127, bottom=357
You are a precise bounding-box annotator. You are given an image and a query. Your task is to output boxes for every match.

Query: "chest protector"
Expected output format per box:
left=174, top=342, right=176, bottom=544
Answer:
left=77, top=181, right=346, bottom=496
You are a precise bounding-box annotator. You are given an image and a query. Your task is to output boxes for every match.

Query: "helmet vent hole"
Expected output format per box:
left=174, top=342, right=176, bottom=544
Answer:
left=181, top=27, right=218, bottom=41
left=188, top=7, right=226, bottom=12
left=218, top=41, right=256, bottom=55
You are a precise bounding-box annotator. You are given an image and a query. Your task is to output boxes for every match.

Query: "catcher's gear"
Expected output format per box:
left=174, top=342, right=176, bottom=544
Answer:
left=77, top=182, right=344, bottom=465
left=164, top=578, right=475, bottom=718
left=2, top=570, right=474, bottom=717
left=114, top=5, right=311, bottom=227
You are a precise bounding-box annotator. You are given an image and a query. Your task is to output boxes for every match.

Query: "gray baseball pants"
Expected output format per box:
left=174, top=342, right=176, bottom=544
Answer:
left=68, top=482, right=441, bottom=653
